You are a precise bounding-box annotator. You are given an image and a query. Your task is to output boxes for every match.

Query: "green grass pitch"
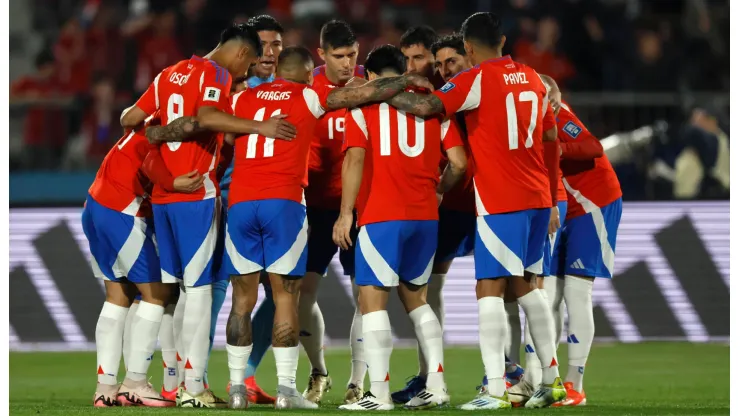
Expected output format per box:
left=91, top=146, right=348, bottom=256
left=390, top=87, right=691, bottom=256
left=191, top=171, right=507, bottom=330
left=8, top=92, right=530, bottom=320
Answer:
left=10, top=343, right=729, bottom=415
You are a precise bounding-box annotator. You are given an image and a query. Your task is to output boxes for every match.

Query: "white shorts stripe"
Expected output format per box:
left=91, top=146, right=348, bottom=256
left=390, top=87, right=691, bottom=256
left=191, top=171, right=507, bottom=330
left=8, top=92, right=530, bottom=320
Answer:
left=525, top=256, right=543, bottom=275
left=183, top=198, right=220, bottom=287
left=112, top=216, right=148, bottom=278
left=358, top=227, right=399, bottom=287
left=408, top=254, right=435, bottom=286
left=476, top=217, right=523, bottom=276
left=267, top=216, right=309, bottom=275
left=225, top=229, right=263, bottom=275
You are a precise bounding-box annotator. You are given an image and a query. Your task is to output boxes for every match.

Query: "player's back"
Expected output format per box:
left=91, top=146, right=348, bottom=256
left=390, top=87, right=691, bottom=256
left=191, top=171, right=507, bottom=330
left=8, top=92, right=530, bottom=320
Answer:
left=346, top=102, right=443, bottom=226
left=88, top=128, right=152, bottom=217
left=445, top=56, right=552, bottom=214
left=229, top=79, right=321, bottom=206
left=151, top=56, right=232, bottom=203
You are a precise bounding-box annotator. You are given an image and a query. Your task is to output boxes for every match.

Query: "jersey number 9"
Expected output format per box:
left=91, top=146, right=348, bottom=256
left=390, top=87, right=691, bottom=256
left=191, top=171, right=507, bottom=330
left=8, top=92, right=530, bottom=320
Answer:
left=166, top=93, right=185, bottom=151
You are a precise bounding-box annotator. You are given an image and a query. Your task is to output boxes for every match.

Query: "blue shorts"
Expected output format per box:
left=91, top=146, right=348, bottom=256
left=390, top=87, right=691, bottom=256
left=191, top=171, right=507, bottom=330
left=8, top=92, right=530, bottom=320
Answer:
left=541, top=201, right=568, bottom=277
left=224, top=199, right=308, bottom=277
left=553, top=198, right=622, bottom=278
left=474, top=208, right=550, bottom=279
left=306, top=207, right=355, bottom=276
left=81, top=195, right=162, bottom=284
left=152, top=198, right=222, bottom=288
left=434, top=208, right=476, bottom=264
left=355, top=220, right=437, bottom=287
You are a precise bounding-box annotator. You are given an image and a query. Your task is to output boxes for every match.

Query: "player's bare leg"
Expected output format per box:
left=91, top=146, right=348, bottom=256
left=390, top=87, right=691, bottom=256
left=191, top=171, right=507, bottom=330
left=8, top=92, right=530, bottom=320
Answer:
left=398, top=282, right=449, bottom=410
left=345, top=276, right=366, bottom=404
left=269, top=273, right=318, bottom=409
left=338, top=286, right=394, bottom=411
left=118, top=282, right=176, bottom=407
left=94, top=281, right=136, bottom=407
left=299, top=271, right=332, bottom=404
left=552, top=274, right=593, bottom=407
left=224, top=272, right=260, bottom=409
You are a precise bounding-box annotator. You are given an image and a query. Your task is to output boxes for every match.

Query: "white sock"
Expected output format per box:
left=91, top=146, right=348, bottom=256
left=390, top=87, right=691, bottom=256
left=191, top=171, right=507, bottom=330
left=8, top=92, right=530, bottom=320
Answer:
left=477, top=296, right=507, bottom=397
left=298, top=293, right=327, bottom=376
left=274, top=346, right=300, bottom=389
left=349, top=304, right=367, bottom=388
left=173, top=289, right=186, bottom=385
left=504, top=301, right=521, bottom=367
left=363, top=310, right=393, bottom=402
left=182, top=285, right=212, bottom=395
left=522, top=319, right=542, bottom=386
left=564, top=275, right=594, bottom=392
left=418, top=274, right=445, bottom=376
left=159, top=303, right=178, bottom=391
left=409, top=304, right=445, bottom=391
left=518, top=289, right=559, bottom=385
left=122, top=302, right=139, bottom=370
left=543, top=276, right=565, bottom=347
left=126, top=301, right=165, bottom=382
left=226, top=344, right=252, bottom=386
left=96, top=302, right=129, bottom=385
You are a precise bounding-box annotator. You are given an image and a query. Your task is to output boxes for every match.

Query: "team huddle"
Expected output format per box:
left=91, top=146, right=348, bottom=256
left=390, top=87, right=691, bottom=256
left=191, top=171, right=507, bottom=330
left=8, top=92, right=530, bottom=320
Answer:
left=83, top=11, right=622, bottom=411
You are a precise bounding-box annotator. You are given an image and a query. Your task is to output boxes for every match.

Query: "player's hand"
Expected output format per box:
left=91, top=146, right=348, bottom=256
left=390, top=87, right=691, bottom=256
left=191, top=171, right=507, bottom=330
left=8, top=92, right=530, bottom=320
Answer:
left=333, top=212, right=354, bottom=250
left=548, top=206, right=560, bottom=235
left=404, top=73, right=434, bottom=91
left=173, top=170, right=204, bottom=193
left=549, top=90, right=562, bottom=116
left=260, top=114, right=296, bottom=141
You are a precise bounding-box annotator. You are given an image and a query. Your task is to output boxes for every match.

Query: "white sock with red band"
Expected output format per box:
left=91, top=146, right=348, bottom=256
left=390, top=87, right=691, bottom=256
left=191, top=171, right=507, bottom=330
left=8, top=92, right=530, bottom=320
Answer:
left=363, top=310, right=393, bottom=402
left=96, top=302, right=129, bottom=385
left=518, top=289, right=560, bottom=385
left=409, top=304, right=445, bottom=391
left=478, top=296, right=507, bottom=397
left=564, top=275, right=595, bottom=392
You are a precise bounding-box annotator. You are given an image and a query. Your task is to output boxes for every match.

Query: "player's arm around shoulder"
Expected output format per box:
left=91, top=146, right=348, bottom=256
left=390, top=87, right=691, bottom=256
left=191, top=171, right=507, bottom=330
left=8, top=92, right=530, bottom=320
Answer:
left=324, top=73, right=432, bottom=110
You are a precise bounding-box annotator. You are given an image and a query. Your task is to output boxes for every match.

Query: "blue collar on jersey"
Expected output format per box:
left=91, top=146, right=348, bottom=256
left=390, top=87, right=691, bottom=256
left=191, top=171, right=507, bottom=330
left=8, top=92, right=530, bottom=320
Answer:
left=247, top=74, right=275, bottom=88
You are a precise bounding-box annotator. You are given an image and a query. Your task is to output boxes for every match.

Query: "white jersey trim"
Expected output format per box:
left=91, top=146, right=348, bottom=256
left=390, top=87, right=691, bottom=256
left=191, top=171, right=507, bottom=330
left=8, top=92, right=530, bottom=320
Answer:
left=458, top=71, right=482, bottom=112
left=350, top=108, right=369, bottom=139
left=303, top=88, right=326, bottom=119
left=153, top=72, right=161, bottom=109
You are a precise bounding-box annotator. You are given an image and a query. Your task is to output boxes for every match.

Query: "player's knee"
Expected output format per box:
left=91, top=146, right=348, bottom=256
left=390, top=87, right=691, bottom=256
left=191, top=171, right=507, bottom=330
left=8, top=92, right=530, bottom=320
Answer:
left=398, top=283, right=426, bottom=313
left=104, top=281, right=135, bottom=307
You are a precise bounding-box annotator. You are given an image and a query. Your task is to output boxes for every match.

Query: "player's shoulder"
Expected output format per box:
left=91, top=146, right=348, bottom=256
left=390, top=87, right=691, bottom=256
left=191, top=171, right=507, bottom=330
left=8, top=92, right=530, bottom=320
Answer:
left=438, top=66, right=480, bottom=94
left=313, top=65, right=327, bottom=80
left=200, top=59, right=231, bottom=86
left=354, top=65, right=365, bottom=77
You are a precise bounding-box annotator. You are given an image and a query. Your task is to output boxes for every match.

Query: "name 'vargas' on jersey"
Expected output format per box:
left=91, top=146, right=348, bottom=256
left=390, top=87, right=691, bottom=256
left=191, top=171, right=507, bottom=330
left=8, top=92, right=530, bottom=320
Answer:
left=433, top=55, right=556, bottom=216
left=135, top=55, right=232, bottom=204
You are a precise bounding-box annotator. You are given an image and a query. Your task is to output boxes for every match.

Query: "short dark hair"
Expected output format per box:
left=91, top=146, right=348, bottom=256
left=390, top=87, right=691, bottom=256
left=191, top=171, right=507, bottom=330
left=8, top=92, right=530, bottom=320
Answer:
left=364, top=45, right=406, bottom=77
left=248, top=14, right=284, bottom=34
left=460, top=12, right=503, bottom=48
left=220, top=23, right=262, bottom=57
left=278, top=46, right=314, bottom=69
left=320, top=20, right=356, bottom=50
left=431, top=34, right=466, bottom=57
left=35, top=49, right=55, bottom=69
left=400, top=26, right=438, bottom=51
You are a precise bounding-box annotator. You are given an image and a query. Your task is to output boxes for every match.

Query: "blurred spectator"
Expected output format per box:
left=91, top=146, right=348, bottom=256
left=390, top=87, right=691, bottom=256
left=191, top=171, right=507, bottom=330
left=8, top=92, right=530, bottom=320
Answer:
left=628, top=26, right=678, bottom=92
left=86, top=5, right=125, bottom=90
left=134, top=10, right=183, bottom=93
left=512, top=16, right=575, bottom=87
left=54, top=17, right=90, bottom=95
left=82, top=75, right=121, bottom=166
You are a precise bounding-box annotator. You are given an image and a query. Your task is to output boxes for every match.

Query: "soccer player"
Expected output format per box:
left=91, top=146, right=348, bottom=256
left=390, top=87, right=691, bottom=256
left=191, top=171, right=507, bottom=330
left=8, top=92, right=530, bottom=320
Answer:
left=334, top=44, right=467, bottom=411
left=391, top=32, right=477, bottom=404
left=211, top=15, right=285, bottom=405
left=221, top=46, right=431, bottom=409
left=85, top=114, right=204, bottom=408
left=303, top=20, right=366, bottom=404
left=386, top=12, right=566, bottom=409
left=546, top=101, right=622, bottom=406
left=400, top=26, right=445, bottom=89
left=132, top=23, right=297, bottom=408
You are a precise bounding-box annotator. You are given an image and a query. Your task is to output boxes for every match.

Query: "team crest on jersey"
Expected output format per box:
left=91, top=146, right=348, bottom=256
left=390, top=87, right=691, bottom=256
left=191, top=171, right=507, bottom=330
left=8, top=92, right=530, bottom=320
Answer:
left=439, top=82, right=456, bottom=93
left=563, top=121, right=582, bottom=139
left=204, top=87, right=221, bottom=102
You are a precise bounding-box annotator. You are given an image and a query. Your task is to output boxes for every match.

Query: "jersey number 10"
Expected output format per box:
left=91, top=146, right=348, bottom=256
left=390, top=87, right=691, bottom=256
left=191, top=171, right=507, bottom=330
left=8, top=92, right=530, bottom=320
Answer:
left=378, top=103, right=425, bottom=158
left=505, top=91, right=539, bottom=150
left=246, top=107, right=281, bottom=159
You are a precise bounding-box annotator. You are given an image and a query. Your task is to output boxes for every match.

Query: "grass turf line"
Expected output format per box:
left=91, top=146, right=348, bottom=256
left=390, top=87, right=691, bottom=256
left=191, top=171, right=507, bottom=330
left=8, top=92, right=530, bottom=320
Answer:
left=10, top=343, right=729, bottom=415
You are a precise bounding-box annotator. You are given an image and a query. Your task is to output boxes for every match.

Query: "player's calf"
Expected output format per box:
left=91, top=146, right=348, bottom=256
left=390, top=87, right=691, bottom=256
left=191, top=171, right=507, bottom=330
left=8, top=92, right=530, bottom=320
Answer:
left=225, top=273, right=260, bottom=407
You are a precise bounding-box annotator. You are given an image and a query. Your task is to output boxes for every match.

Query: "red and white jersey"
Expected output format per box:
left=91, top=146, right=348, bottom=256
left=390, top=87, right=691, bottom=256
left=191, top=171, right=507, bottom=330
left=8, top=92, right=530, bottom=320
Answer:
left=344, top=100, right=464, bottom=226
left=228, top=78, right=332, bottom=207
left=305, top=65, right=366, bottom=209
left=433, top=55, right=556, bottom=215
left=88, top=124, right=154, bottom=217
left=557, top=102, right=622, bottom=219
left=136, top=55, right=232, bottom=204
left=439, top=115, right=476, bottom=212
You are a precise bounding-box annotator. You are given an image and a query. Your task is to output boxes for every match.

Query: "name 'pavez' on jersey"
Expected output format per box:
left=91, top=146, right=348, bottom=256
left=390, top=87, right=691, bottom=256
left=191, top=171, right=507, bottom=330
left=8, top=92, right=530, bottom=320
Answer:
left=433, top=55, right=556, bottom=215
left=136, top=55, right=233, bottom=204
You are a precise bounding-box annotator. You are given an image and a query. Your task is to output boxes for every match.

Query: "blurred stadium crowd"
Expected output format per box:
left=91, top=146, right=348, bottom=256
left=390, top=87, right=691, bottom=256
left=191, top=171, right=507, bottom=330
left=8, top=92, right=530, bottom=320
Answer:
left=9, top=0, right=730, bottom=200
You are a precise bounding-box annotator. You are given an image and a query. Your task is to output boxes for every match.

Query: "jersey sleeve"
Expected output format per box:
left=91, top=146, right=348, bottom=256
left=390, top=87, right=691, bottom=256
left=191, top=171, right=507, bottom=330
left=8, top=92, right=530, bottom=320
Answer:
left=440, top=118, right=464, bottom=151
left=543, top=102, right=556, bottom=131
left=432, top=68, right=481, bottom=117
left=134, top=71, right=163, bottom=115
left=141, top=144, right=175, bottom=191
left=304, top=87, right=328, bottom=119
left=343, top=108, right=369, bottom=152
left=198, top=63, right=232, bottom=111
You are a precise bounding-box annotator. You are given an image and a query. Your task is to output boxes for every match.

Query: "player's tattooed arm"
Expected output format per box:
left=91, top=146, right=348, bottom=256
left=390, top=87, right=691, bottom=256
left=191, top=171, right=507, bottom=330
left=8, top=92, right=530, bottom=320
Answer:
left=324, top=73, right=433, bottom=110
left=388, top=92, right=445, bottom=117
left=438, top=146, right=468, bottom=194
left=145, top=116, right=204, bottom=144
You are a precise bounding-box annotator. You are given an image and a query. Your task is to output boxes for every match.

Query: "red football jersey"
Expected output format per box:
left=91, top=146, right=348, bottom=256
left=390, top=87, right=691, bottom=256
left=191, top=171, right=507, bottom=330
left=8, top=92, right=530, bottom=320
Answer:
left=439, top=116, right=476, bottom=212
left=228, top=78, right=332, bottom=207
left=304, top=65, right=365, bottom=209
left=136, top=55, right=232, bottom=204
left=433, top=55, right=556, bottom=215
left=88, top=125, right=154, bottom=217
left=344, top=102, right=464, bottom=226
left=557, top=102, right=622, bottom=219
